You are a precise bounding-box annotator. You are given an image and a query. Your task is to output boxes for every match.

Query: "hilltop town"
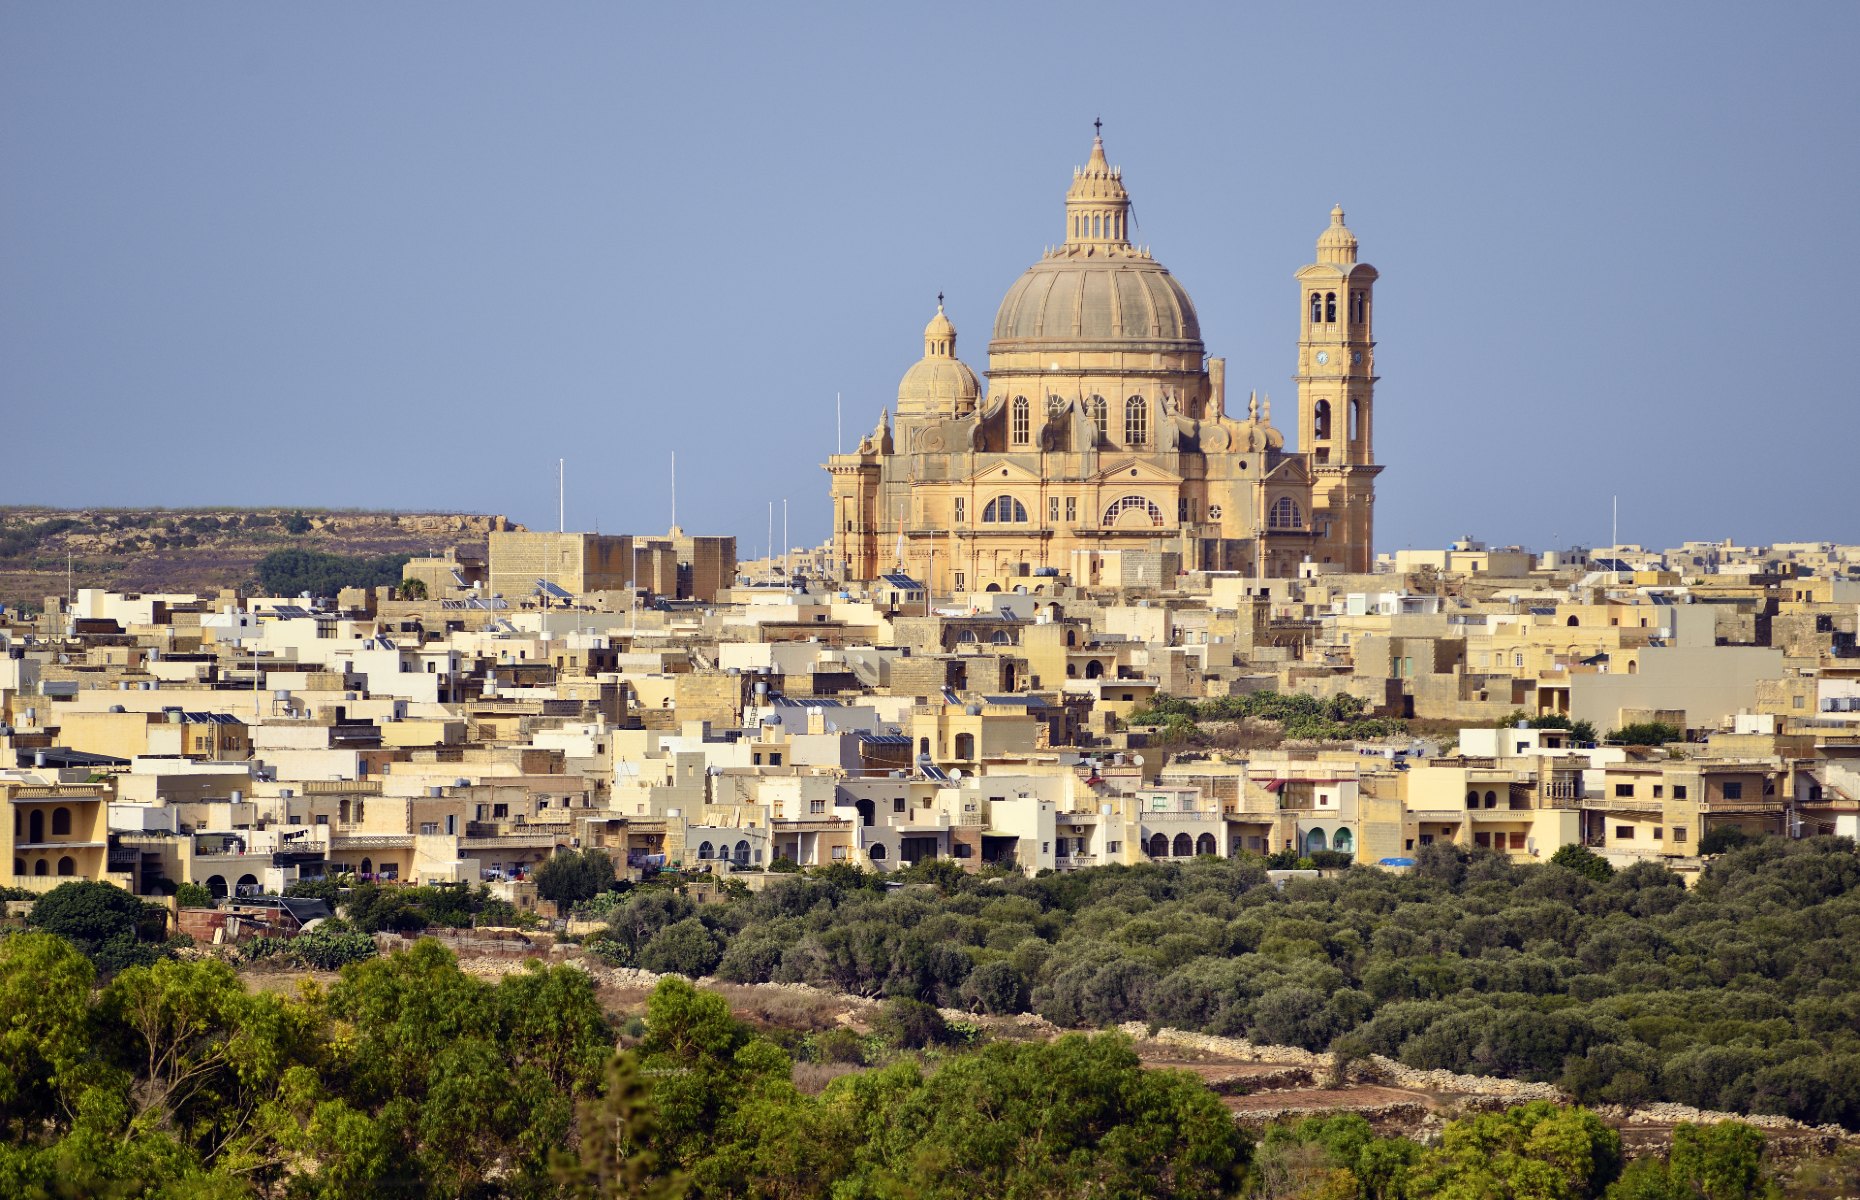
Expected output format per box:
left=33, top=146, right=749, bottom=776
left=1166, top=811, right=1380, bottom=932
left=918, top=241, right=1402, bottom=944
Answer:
left=6, top=526, right=1858, bottom=906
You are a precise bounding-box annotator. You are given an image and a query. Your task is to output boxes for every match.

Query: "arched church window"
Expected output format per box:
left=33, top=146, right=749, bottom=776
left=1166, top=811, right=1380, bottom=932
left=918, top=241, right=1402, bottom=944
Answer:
left=1325, top=292, right=1337, bottom=323
left=1124, top=395, right=1148, bottom=446
left=1314, top=400, right=1331, bottom=440
left=982, top=495, right=1028, bottom=523
left=1268, top=496, right=1303, bottom=530
left=1101, top=496, right=1165, bottom=527
left=1089, top=395, right=1107, bottom=443
left=1310, top=293, right=1323, bottom=323
left=1351, top=291, right=1366, bottom=323
left=1011, top=396, right=1030, bottom=445
left=1349, top=399, right=1360, bottom=442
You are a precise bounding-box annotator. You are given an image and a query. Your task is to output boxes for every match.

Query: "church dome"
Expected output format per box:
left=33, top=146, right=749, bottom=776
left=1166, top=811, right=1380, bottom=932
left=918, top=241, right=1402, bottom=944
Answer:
left=1316, top=204, right=1358, bottom=265
left=990, top=129, right=1202, bottom=350
left=898, top=297, right=981, bottom=416
left=992, top=256, right=1200, bottom=346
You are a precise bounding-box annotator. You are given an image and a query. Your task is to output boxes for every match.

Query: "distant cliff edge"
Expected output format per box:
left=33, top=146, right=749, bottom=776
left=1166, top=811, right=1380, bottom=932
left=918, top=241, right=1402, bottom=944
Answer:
left=0, top=507, right=522, bottom=612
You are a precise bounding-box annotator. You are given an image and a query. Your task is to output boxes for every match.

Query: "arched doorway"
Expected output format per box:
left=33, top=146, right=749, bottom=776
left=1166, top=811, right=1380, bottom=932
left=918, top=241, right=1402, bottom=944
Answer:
left=697, top=841, right=714, bottom=860
left=855, top=799, right=875, bottom=828
left=33, top=859, right=49, bottom=876
left=206, top=875, right=228, bottom=899
left=51, top=808, right=71, bottom=836
left=1172, top=833, right=1193, bottom=857
left=56, top=856, right=75, bottom=876
left=359, top=857, right=373, bottom=877
left=236, top=873, right=259, bottom=896
left=28, top=810, right=43, bottom=843
left=1305, top=828, right=1328, bottom=854
left=1332, top=829, right=1354, bottom=857
left=867, top=843, right=886, bottom=863
left=1084, top=660, right=1104, bottom=679
left=1147, top=833, right=1168, bottom=857
left=953, top=732, right=975, bottom=760
left=733, top=840, right=750, bottom=866
left=1196, top=832, right=1217, bottom=856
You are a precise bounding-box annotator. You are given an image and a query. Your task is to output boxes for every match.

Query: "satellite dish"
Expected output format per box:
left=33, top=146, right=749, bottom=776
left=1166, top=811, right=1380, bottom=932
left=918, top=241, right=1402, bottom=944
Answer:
left=949, top=769, right=963, bottom=782
left=1132, top=754, right=1145, bottom=766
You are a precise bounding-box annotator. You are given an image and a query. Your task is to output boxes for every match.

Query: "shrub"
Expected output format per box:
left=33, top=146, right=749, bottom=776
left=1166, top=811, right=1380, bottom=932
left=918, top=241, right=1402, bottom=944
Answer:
left=875, top=997, right=953, bottom=1049
left=534, top=848, right=617, bottom=907
left=637, top=918, right=723, bottom=979
left=174, top=882, right=213, bottom=908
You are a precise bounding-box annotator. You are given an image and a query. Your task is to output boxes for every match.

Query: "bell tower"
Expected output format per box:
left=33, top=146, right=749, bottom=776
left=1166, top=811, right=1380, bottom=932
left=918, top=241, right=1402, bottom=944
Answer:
left=1294, top=205, right=1381, bottom=571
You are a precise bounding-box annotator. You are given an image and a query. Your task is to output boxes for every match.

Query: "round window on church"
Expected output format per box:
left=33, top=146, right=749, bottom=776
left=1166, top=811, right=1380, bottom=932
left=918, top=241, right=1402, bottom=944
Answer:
left=1237, top=461, right=1248, bottom=470
left=1208, top=505, right=1222, bottom=520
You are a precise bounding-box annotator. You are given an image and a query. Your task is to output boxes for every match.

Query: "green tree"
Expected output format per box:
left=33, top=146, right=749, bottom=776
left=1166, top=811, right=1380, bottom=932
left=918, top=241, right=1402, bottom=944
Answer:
left=397, top=577, right=428, bottom=600
left=174, top=881, right=213, bottom=908
left=1551, top=843, right=1616, bottom=882
left=832, top=1032, right=1251, bottom=1199
left=536, top=847, right=617, bottom=907
left=0, top=933, right=97, bottom=1133
left=1608, top=722, right=1683, bottom=746
left=554, top=1050, right=686, bottom=1200
left=1410, top=1101, right=1621, bottom=1199
left=26, top=880, right=168, bottom=972
left=255, top=547, right=408, bottom=598
left=637, top=918, right=723, bottom=979
left=283, top=510, right=312, bottom=534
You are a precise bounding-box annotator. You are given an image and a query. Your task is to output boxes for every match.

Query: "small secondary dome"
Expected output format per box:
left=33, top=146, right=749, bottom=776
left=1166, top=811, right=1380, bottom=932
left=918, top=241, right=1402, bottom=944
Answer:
left=897, top=297, right=981, bottom=416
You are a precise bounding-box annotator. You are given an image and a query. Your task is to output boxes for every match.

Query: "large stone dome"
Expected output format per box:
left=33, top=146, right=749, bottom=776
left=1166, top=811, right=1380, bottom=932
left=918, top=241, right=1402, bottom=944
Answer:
left=989, top=130, right=1202, bottom=352
left=992, top=255, right=1201, bottom=347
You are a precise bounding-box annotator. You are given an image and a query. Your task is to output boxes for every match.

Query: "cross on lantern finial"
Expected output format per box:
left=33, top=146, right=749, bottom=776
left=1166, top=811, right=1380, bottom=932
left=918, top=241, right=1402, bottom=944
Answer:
left=936, top=291, right=944, bottom=309
left=1094, top=116, right=1102, bottom=138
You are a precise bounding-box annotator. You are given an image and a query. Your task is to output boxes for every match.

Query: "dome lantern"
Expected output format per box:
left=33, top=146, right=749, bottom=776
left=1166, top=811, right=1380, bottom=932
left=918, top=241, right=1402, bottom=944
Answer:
left=1064, top=120, right=1132, bottom=250
left=1316, top=204, right=1358, bottom=265
left=923, top=292, right=957, bottom=359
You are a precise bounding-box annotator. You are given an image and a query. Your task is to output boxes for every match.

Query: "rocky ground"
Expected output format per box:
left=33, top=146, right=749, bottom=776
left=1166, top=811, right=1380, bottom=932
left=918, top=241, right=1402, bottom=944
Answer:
left=0, top=506, right=514, bottom=613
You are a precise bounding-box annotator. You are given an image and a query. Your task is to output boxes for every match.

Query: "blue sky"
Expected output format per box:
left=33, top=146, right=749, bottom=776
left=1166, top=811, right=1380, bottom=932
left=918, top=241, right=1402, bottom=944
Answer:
left=3, top=3, right=1856, bottom=557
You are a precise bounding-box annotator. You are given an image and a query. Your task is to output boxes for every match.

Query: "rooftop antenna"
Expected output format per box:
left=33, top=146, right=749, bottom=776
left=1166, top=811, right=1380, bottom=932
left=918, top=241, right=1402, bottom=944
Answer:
left=670, top=450, right=677, bottom=530
left=1612, top=494, right=1619, bottom=585
left=767, top=501, right=774, bottom=576
left=836, top=392, right=842, bottom=455
left=783, top=498, right=789, bottom=581
left=557, top=458, right=565, bottom=533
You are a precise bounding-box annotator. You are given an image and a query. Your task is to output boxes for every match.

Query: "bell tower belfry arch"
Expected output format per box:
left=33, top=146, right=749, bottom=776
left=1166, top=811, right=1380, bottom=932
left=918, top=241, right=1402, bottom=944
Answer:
left=1294, top=205, right=1381, bottom=571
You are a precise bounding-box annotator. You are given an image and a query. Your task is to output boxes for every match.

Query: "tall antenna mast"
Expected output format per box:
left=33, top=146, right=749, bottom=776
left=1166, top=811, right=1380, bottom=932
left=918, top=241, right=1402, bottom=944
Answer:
left=767, top=502, right=774, bottom=575
left=1612, top=494, right=1619, bottom=585
left=557, top=458, right=565, bottom=533
left=670, top=451, right=677, bottom=530
left=836, top=392, right=842, bottom=455
left=782, top=499, right=789, bottom=581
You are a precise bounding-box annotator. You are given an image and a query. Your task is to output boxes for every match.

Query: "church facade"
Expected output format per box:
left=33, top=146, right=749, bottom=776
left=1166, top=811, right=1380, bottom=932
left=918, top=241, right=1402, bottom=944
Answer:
left=826, top=130, right=1381, bottom=594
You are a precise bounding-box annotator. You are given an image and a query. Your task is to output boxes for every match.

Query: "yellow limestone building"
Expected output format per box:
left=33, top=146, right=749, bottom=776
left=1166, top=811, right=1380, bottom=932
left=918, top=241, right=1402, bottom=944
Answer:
left=826, top=128, right=1382, bottom=593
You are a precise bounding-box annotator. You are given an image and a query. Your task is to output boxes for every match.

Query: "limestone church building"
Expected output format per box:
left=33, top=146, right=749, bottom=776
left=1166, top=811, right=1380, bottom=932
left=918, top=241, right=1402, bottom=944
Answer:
left=826, top=129, right=1381, bottom=594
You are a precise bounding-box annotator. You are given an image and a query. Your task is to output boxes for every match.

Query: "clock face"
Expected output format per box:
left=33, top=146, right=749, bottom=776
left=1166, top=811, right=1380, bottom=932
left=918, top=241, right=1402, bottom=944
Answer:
left=1352, top=351, right=1363, bottom=365
left=1315, top=351, right=1329, bottom=365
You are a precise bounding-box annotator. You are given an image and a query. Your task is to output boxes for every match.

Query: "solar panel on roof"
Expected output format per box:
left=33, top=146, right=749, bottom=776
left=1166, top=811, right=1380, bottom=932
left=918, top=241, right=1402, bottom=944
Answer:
left=536, top=579, right=573, bottom=600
